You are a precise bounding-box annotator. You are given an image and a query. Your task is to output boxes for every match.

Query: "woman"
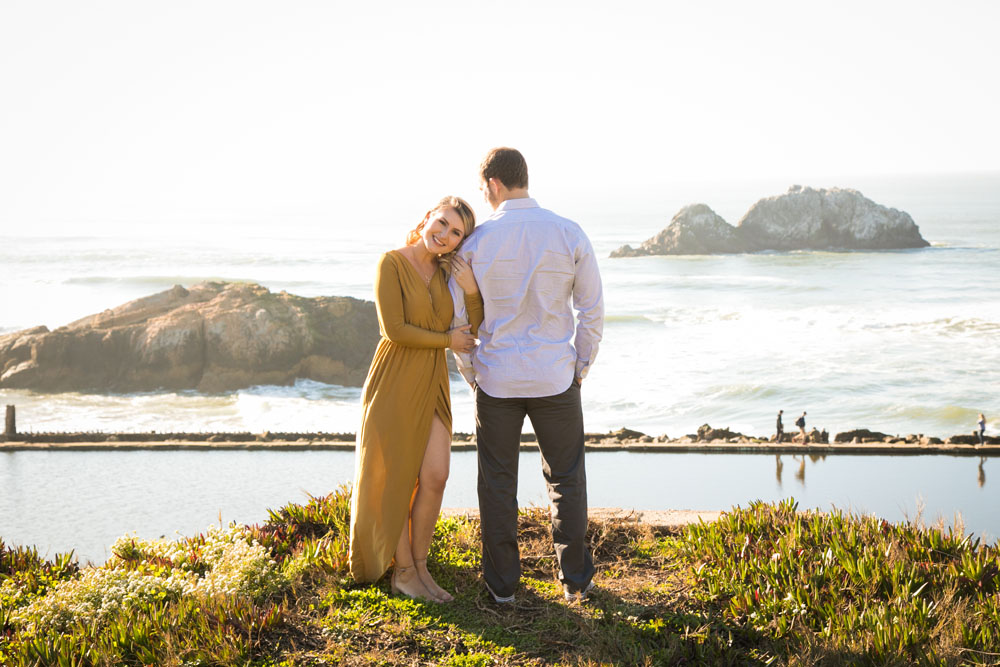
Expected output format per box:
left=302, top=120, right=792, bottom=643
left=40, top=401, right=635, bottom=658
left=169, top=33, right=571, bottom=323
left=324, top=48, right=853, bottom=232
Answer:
left=348, top=196, right=482, bottom=603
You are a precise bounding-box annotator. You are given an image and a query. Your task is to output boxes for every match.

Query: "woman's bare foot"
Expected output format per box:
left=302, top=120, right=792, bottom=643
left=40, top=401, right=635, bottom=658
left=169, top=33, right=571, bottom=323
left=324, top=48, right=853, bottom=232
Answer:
left=415, top=559, right=453, bottom=602
left=391, top=564, right=435, bottom=601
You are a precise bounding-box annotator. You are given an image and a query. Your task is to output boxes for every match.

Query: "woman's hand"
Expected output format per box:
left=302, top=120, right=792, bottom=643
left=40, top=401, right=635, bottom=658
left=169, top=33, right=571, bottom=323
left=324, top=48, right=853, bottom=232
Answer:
left=451, top=257, right=478, bottom=295
left=448, top=324, right=475, bottom=353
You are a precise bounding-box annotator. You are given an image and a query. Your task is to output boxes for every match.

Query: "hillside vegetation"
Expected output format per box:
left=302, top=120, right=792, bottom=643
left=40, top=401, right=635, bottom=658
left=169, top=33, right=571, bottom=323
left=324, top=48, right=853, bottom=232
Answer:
left=2, top=489, right=998, bottom=665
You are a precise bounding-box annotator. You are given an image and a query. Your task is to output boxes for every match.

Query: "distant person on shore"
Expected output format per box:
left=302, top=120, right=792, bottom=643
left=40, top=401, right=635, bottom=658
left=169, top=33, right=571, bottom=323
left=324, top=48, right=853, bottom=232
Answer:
left=348, top=196, right=482, bottom=602
left=978, top=413, right=986, bottom=445
left=450, top=147, right=604, bottom=604
left=775, top=409, right=784, bottom=443
left=795, top=411, right=808, bottom=444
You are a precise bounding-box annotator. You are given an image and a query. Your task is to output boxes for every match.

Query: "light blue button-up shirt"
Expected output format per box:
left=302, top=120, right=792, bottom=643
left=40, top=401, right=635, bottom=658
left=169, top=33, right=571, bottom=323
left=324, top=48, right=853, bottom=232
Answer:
left=449, top=197, right=604, bottom=398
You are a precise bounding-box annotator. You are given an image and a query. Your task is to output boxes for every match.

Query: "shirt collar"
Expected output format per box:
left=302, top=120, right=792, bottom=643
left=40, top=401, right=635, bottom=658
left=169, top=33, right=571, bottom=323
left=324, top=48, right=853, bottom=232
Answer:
left=495, top=197, right=539, bottom=212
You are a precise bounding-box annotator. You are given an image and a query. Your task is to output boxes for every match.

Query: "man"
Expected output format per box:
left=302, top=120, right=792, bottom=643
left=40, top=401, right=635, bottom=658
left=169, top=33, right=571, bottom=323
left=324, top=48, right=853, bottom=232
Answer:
left=775, top=409, right=784, bottom=443
left=795, top=411, right=808, bottom=444
left=449, top=147, right=604, bottom=603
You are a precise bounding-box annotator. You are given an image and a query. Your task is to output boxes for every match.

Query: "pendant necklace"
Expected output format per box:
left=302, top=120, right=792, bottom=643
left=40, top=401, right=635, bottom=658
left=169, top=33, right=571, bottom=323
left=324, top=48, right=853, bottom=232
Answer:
left=407, top=247, right=434, bottom=285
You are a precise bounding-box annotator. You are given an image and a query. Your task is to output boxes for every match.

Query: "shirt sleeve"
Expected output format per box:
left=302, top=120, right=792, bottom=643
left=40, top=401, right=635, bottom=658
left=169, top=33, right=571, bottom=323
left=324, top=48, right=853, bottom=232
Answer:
left=572, top=232, right=604, bottom=379
left=448, top=254, right=477, bottom=386
left=376, top=253, right=451, bottom=349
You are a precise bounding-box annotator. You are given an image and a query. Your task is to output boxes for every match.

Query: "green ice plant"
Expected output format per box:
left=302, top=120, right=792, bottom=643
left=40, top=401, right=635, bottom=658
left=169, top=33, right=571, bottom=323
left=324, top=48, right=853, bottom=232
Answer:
left=676, top=498, right=1000, bottom=662
left=0, top=490, right=357, bottom=664
left=4, top=486, right=1000, bottom=665
left=9, top=565, right=188, bottom=633
left=9, top=524, right=287, bottom=634
left=0, top=541, right=78, bottom=615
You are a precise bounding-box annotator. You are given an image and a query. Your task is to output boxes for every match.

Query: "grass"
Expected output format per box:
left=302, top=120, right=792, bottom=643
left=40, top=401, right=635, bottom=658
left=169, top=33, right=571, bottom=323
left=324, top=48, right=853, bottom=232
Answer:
left=1, top=489, right=999, bottom=665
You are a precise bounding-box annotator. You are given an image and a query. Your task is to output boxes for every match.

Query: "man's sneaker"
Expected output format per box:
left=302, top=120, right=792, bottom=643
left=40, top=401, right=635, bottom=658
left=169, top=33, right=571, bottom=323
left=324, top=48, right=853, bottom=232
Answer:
left=563, top=580, right=595, bottom=602
left=485, top=581, right=515, bottom=604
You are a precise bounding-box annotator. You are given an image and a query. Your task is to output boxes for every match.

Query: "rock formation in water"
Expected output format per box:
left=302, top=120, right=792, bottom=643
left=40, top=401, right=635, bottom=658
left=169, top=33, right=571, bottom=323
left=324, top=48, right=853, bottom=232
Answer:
left=0, top=282, right=379, bottom=393
left=610, top=204, right=744, bottom=257
left=611, top=185, right=930, bottom=257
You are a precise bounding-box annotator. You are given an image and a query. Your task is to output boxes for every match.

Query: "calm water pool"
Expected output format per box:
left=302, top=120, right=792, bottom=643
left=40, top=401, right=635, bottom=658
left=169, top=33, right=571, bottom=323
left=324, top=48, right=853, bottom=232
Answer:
left=1, top=449, right=995, bottom=564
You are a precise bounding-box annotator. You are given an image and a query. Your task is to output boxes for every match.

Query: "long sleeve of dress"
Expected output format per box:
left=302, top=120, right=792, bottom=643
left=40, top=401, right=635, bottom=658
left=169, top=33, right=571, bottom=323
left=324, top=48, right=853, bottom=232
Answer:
left=448, top=270, right=477, bottom=386
left=375, top=254, right=451, bottom=349
left=464, top=290, right=484, bottom=337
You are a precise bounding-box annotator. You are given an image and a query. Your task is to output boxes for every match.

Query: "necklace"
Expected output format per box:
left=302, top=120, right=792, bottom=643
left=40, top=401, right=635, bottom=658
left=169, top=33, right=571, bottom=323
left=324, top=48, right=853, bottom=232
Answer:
left=403, top=248, right=435, bottom=285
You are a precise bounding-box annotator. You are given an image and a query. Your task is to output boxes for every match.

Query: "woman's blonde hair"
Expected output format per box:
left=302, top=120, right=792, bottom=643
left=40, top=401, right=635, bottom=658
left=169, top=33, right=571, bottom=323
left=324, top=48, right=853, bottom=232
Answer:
left=406, top=196, right=476, bottom=275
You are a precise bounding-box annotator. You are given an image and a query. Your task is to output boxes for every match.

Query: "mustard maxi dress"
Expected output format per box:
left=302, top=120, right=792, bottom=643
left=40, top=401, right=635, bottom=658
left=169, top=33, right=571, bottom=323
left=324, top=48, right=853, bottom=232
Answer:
left=348, top=250, right=483, bottom=582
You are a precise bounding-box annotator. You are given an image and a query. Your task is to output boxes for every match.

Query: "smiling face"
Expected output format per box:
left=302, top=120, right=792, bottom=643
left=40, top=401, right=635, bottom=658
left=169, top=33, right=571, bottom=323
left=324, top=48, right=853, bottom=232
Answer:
left=419, top=206, right=466, bottom=255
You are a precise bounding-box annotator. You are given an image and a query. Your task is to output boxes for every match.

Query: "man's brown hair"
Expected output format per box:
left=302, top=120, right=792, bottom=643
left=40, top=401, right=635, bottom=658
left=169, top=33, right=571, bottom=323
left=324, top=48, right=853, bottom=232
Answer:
left=479, top=147, right=528, bottom=190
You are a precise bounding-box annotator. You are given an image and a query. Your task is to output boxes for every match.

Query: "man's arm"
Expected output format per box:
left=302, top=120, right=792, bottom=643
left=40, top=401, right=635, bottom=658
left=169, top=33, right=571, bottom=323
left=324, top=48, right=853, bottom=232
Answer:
left=572, top=234, right=604, bottom=382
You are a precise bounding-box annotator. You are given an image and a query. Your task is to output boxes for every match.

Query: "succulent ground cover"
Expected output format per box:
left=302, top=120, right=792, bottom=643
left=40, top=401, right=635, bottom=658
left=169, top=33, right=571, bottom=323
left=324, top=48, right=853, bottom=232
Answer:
left=1, top=489, right=998, bottom=666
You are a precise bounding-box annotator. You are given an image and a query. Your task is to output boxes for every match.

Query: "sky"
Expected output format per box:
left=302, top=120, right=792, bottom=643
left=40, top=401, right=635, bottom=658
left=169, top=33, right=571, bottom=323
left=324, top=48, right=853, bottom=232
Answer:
left=1, top=0, right=998, bottom=231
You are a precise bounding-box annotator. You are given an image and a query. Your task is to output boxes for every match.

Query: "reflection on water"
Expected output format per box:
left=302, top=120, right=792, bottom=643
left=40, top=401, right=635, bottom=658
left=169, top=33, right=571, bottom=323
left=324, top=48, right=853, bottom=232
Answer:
left=0, top=449, right=997, bottom=564
left=794, top=456, right=806, bottom=484
left=775, top=452, right=831, bottom=488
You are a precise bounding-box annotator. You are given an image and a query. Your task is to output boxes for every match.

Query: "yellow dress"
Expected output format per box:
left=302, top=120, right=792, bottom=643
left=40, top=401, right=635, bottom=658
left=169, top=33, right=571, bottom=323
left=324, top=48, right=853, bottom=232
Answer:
left=348, top=250, right=483, bottom=582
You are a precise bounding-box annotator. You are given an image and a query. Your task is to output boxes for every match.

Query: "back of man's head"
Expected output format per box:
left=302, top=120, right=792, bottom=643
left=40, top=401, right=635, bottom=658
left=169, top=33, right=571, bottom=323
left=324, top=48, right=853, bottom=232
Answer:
left=480, top=147, right=529, bottom=190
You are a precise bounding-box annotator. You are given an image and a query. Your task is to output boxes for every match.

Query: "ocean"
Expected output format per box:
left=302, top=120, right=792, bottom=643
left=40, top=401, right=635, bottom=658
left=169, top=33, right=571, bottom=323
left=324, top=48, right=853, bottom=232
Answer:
left=1, top=172, right=998, bottom=440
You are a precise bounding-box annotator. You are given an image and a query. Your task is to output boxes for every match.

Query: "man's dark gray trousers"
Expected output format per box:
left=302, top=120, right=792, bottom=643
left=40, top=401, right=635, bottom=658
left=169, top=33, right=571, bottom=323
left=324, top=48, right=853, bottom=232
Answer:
left=474, top=382, right=595, bottom=599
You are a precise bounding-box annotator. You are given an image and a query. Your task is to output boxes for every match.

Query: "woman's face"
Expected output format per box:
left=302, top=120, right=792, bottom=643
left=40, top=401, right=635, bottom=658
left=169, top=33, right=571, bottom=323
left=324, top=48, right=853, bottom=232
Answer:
left=420, top=207, right=466, bottom=255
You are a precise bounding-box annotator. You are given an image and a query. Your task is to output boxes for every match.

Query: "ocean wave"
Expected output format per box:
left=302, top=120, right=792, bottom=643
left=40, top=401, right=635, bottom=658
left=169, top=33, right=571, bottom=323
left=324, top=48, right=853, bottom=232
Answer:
left=61, top=276, right=326, bottom=289
left=604, top=314, right=657, bottom=324
left=860, top=317, right=1000, bottom=336
left=882, top=404, right=987, bottom=430
left=653, top=274, right=798, bottom=289
left=693, top=384, right=780, bottom=402
left=927, top=242, right=999, bottom=251
left=237, top=379, right=362, bottom=402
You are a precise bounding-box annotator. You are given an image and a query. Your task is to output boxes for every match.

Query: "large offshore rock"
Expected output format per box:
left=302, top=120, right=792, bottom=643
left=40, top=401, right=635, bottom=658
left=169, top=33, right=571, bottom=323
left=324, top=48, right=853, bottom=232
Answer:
left=0, top=282, right=379, bottom=393
left=737, top=185, right=929, bottom=250
left=610, top=204, right=745, bottom=256
left=611, top=186, right=929, bottom=256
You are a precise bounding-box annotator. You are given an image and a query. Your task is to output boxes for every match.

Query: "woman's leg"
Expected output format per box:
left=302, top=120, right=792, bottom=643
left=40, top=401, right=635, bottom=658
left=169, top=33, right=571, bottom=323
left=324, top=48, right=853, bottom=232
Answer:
left=411, top=414, right=453, bottom=601
left=391, top=487, right=433, bottom=599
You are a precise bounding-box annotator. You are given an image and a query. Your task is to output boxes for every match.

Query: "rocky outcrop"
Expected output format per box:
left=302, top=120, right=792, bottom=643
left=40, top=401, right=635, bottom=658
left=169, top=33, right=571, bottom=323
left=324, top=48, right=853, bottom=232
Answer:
left=692, top=424, right=750, bottom=442
left=611, top=186, right=930, bottom=256
left=0, top=282, right=378, bottom=393
left=833, top=428, right=892, bottom=443
left=738, top=185, right=929, bottom=250
left=610, top=204, right=744, bottom=257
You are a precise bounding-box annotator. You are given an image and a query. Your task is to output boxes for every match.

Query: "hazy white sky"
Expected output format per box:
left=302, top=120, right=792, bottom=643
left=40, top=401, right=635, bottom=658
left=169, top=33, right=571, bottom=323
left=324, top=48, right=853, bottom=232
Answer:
left=1, top=0, right=997, bottom=229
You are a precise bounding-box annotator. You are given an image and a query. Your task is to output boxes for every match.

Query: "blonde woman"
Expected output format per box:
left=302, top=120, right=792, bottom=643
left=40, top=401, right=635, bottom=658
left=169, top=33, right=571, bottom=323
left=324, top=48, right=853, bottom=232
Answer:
left=349, top=196, right=481, bottom=602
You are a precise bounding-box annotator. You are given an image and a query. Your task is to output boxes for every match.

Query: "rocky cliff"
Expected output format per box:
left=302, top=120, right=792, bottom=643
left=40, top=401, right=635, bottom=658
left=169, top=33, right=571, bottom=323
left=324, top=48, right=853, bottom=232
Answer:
left=0, top=282, right=379, bottom=393
left=611, top=186, right=930, bottom=257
